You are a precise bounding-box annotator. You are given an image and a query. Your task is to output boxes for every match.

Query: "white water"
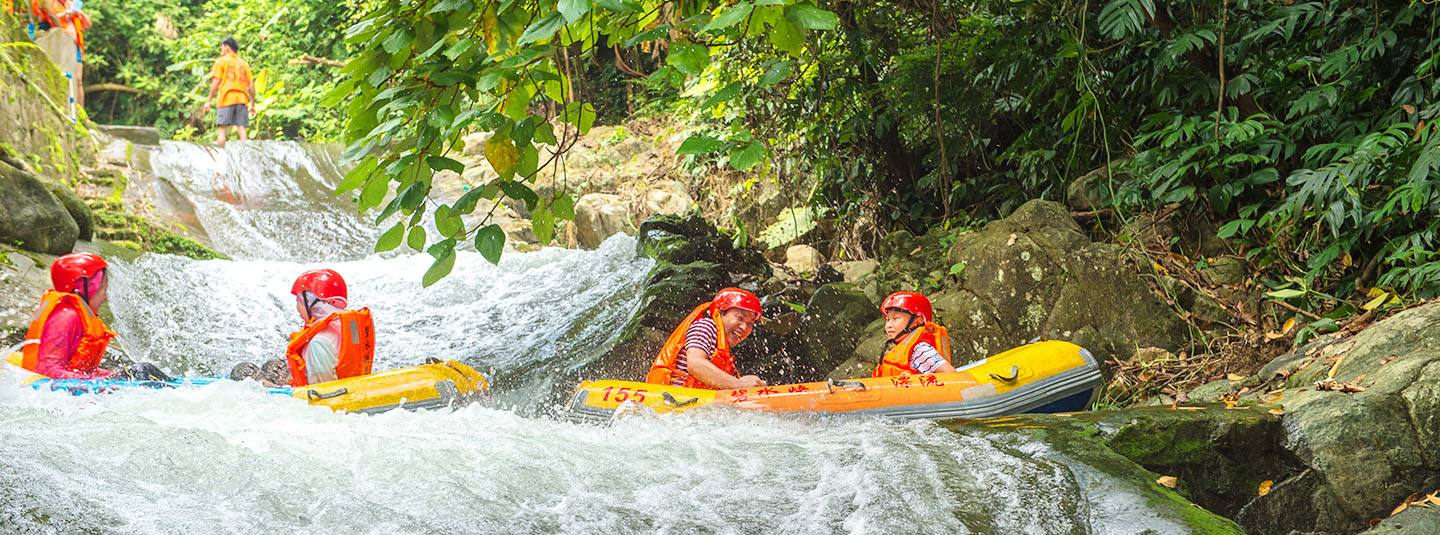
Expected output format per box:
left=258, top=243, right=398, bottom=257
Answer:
left=1, top=141, right=1200, bottom=533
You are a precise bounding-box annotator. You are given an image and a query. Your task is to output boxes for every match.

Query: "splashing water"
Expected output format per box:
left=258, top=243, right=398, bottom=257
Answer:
left=0, top=376, right=1184, bottom=534
left=146, top=141, right=376, bottom=260
left=1, top=141, right=1202, bottom=533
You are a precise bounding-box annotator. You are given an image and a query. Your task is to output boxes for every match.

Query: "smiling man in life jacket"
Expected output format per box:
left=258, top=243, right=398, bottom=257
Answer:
left=647, top=287, right=766, bottom=390
left=872, top=291, right=957, bottom=377
left=21, top=253, right=170, bottom=381
left=284, top=268, right=375, bottom=387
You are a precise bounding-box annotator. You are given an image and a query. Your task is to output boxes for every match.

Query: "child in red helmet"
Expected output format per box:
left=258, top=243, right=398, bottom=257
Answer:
left=873, top=291, right=956, bottom=377
left=282, top=268, right=375, bottom=387
left=20, top=252, right=170, bottom=381
left=647, top=287, right=767, bottom=389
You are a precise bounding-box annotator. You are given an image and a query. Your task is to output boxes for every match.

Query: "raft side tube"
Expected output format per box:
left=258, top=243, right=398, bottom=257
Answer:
left=294, top=360, right=490, bottom=414
left=566, top=341, right=1103, bottom=422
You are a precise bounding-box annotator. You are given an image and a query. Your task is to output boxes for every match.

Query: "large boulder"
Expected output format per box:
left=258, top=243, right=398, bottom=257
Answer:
left=0, top=160, right=79, bottom=255
left=578, top=214, right=772, bottom=386
left=1215, top=304, right=1440, bottom=534
left=941, top=199, right=1187, bottom=363
left=572, top=193, right=635, bottom=249
left=739, top=282, right=875, bottom=383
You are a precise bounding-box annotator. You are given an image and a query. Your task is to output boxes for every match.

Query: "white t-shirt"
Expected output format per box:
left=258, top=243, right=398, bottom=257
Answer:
left=301, top=319, right=341, bottom=384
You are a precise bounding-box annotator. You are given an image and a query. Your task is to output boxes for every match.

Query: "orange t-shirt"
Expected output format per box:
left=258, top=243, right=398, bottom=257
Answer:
left=210, top=52, right=253, bottom=107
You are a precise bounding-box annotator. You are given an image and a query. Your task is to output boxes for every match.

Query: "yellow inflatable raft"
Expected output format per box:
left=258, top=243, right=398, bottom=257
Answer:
left=5, top=354, right=489, bottom=414
left=566, top=340, right=1102, bottom=423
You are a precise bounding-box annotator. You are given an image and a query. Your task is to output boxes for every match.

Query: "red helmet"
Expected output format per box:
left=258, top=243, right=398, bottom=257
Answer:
left=712, top=287, right=763, bottom=319
left=881, top=291, right=933, bottom=323
left=51, top=252, right=107, bottom=293
left=291, top=269, right=347, bottom=300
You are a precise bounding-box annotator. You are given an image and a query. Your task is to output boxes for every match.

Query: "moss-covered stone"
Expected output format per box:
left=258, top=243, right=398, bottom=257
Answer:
left=953, top=408, right=1252, bottom=534
left=0, top=159, right=78, bottom=254
left=0, top=8, right=94, bottom=184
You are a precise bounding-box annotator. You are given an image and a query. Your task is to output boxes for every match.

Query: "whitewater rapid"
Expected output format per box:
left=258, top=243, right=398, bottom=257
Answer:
left=0, top=141, right=1198, bottom=533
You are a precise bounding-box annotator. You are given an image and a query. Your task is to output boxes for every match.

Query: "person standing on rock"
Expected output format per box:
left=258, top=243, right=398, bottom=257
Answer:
left=18, top=252, right=171, bottom=381
left=202, top=37, right=256, bottom=146
left=29, top=0, right=91, bottom=113
left=646, top=288, right=767, bottom=389
left=872, top=291, right=957, bottom=377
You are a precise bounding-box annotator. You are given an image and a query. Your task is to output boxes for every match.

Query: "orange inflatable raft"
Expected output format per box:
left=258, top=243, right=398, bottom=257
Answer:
left=566, top=340, right=1103, bottom=423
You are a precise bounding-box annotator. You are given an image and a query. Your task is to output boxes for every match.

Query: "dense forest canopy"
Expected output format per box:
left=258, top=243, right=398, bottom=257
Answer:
left=84, top=0, right=353, bottom=139
left=79, top=0, right=1440, bottom=314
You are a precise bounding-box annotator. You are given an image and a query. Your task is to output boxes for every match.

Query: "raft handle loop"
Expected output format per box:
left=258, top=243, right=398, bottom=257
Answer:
left=661, top=392, right=699, bottom=407
left=827, top=379, right=867, bottom=393
left=307, top=387, right=349, bottom=400
left=989, top=366, right=1021, bottom=382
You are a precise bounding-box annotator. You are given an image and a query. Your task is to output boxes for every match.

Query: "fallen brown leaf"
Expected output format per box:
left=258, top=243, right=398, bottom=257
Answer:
left=1227, top=373, right=1246, bottom=382
left=1316, top=378, right=1367, bottom=393
left=1157, top=475, right=1179, bottom=489
left=1258, top=480, right=1274, bottom=496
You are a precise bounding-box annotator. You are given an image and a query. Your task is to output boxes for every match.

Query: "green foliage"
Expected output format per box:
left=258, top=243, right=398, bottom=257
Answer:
left=84, top=0, right=352, bottom=139
left=338, top=0, right=838, bottom=277
left=690, top=0, right=1440, bottom=311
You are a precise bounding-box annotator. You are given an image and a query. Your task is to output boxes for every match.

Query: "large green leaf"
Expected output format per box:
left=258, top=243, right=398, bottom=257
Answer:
left=559, top=0, right=592, bottom=22
left=667, top=42, right=710, bottom=76
left=518, top=12, right=566, bottom=45
left=704, top=2, right=753, bottom=32
left=677, top=134, right=727, bottom=155
left=784, top=2, right=838, bottom=31
left=475, top=224, right=506, bottom=264
left=422, top=248, right=456, bottom=287
left=730, top=142, right=766, bottom=170
left=376, top=222, right=404, bottom=252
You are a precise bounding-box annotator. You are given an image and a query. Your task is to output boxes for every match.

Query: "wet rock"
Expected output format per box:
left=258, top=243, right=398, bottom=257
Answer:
left=783, top=244, right=824, bottom=275
left=939, top=199, right=1187, bottom=364
left=1361, top=506, right=1440, bottom=534
left=0, top=245, right=54, bottom=332
left=1201, top=303, right=1440, bottom=534
left=740, top=282, right=874, bottom=383
left=961, top=408, right=1250, bottom=533
left=96, top=125, right=161, bottom=146
left=583, top=214, right=773, bottom=388
left=572, top=193, right=635, bottom=249
left=0, top=161, right=79, bottom=255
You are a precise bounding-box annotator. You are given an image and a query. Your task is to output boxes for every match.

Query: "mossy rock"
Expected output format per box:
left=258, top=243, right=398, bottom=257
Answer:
left=954, top=408, right=1250, bottom=534
left=41, top=179, right=93, bottom=240
left=0, top=160, right=77, bottom=255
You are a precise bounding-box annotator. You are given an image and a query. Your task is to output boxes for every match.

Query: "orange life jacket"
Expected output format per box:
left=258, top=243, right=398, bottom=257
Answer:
left=872, top=322, right=951, bottom=377
left=20, top=290, right=116, bottom=376
left=284, top=308, right=375, bottom=387
left=30, top=0, right=88, bottom=51
left=646, top=302, right=736, bottom=389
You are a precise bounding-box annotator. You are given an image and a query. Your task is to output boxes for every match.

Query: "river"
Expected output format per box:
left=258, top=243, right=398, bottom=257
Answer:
left=1, top=141, right=1197, bottom=534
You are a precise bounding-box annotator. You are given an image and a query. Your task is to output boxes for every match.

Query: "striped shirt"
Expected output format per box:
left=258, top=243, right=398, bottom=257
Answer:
left=910, top=342, right=946, bottom=374
left=674, top=317, right=718, bottom=385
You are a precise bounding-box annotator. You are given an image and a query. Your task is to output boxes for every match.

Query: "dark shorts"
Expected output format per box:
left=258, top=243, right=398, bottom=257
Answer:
left=217, top=104, right=249, bottom=127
